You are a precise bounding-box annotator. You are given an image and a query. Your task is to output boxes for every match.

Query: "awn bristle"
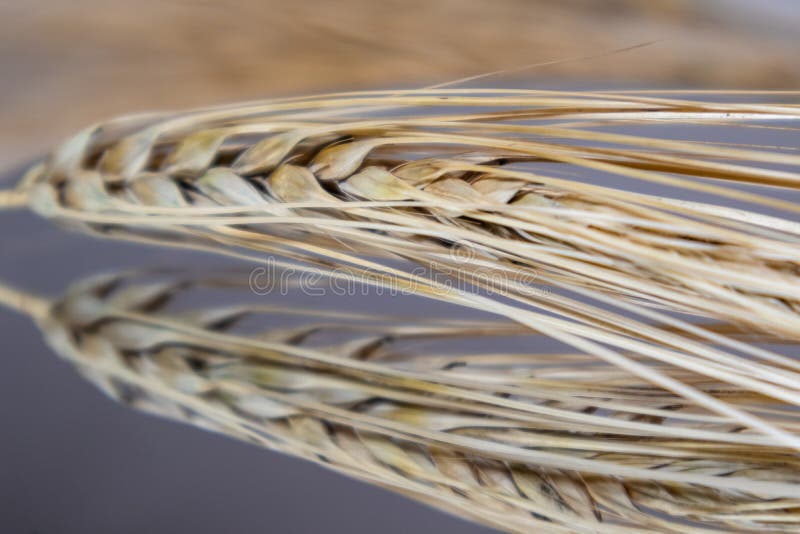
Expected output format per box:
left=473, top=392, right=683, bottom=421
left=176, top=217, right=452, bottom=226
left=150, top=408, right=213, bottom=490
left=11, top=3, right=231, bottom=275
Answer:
left=2, top=88, right=800, bottom=533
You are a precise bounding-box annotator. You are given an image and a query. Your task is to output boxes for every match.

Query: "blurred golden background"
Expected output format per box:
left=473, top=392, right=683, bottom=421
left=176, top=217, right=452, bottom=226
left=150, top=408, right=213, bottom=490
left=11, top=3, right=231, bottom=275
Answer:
left=1, top=0, right=798, bottom=170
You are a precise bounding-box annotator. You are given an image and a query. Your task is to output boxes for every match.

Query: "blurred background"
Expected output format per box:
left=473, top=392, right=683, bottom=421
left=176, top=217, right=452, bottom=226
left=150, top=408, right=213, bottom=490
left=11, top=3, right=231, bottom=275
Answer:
left=0, top=1, right=798, bottom=533
left=1, top=0, right=799, bottom=171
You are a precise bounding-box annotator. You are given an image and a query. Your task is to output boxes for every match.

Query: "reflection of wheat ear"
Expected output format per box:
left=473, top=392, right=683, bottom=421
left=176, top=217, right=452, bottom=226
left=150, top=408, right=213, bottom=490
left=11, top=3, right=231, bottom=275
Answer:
left=2, top=271, right=800, bottom=533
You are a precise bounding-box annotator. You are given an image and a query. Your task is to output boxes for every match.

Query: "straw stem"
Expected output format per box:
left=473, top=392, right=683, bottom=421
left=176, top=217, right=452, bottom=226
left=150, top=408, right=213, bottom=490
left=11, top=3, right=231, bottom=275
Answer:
left=0, top=280, right=50, bottom=321
left=0, top=188, right=28, bottom=210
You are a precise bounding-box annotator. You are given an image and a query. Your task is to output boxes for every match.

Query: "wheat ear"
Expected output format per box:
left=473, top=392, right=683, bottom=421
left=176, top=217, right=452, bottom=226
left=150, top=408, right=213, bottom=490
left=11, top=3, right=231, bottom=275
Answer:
left=11, top=89, right=800, bottom=336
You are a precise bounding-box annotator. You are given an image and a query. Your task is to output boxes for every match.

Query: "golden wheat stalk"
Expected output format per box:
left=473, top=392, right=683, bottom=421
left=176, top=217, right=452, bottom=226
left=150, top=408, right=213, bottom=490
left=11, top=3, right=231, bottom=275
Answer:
left=2, top=270, right=800, bottom=533
left=9, top=90, right=800, bottom=339
left=9, top=90, right=800, bottom=332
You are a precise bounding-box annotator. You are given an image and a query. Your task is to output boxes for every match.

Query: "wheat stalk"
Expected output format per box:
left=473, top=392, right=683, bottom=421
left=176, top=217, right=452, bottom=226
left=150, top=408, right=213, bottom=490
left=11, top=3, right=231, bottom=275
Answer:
left=1, top=270, right=800, bottom=533
left=8, top=90, right=800, bottom=335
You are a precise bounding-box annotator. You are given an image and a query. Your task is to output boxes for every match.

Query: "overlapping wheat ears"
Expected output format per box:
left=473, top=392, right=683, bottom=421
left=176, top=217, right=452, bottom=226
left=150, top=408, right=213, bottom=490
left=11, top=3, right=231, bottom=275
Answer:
left=2, top=89, right=800, bottom=532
